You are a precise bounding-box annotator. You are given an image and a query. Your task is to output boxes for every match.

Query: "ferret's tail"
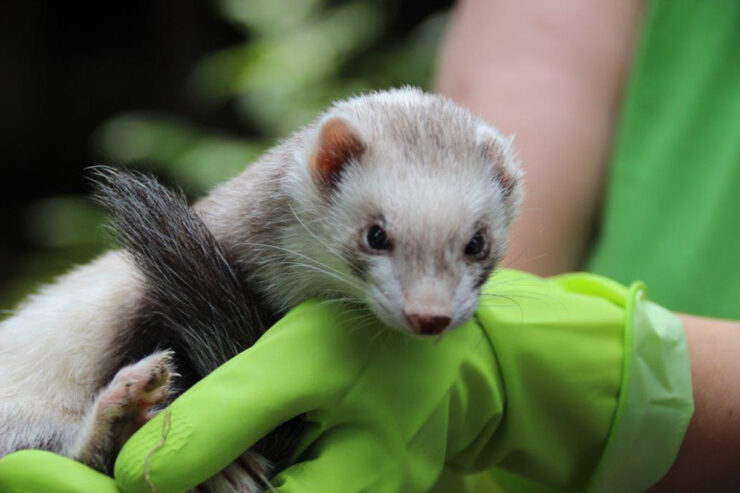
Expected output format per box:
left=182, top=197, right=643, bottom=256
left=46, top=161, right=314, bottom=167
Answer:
left=91, top=166, right=300, bottom=480
left=90, top=166, right=275, bottom=381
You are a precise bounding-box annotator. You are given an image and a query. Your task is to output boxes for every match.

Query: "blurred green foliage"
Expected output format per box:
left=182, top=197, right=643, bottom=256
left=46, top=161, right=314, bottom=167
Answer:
left=2, top=0, right=448, bottom=311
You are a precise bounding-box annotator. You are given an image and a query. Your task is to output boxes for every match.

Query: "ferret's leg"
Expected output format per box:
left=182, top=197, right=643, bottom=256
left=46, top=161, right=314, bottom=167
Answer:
left=0, top=252, right=144, bottom=460
left=69, top=350, right=174, bottom=472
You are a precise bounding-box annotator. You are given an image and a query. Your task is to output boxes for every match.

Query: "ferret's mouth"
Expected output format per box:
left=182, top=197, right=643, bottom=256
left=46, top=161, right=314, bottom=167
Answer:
left=367, top=300, right=458, bottom=337
left=364, top=286, right=463, bottom=336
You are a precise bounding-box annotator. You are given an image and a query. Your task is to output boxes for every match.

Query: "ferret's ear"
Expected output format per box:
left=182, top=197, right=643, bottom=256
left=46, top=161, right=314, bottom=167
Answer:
left=476, top=124, right=523, bottom=212
left=310, top=116, right=366, bottom=191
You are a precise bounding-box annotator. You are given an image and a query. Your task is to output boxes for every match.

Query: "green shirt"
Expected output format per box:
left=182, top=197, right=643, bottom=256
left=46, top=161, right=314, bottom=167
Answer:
left=588, top=0, right=740, bottom=320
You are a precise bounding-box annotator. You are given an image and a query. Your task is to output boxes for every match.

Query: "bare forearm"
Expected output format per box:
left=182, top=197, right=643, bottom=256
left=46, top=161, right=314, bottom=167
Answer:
left=435, top=0, right=642, bottom=275
left=654, top=314, right=740, bottom=490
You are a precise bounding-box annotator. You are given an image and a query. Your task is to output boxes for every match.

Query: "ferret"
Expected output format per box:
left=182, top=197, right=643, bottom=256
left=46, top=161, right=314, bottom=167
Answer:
left=0, top=88, right=522, bottom=490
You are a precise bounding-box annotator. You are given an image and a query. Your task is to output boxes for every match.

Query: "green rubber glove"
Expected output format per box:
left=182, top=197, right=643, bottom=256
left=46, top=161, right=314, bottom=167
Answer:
left=0, top=450, right=117, bottom=493
left=112, top=269, right=691, bottom=492
left=0, top=270, right=692, bottom=492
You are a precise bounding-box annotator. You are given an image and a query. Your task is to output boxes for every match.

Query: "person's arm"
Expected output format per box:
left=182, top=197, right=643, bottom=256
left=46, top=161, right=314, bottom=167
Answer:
left=435, top=0, right=643, bottom=276
left=656, top=315, right=740, bottom=491
left=435, top=0, right=740, bottom=489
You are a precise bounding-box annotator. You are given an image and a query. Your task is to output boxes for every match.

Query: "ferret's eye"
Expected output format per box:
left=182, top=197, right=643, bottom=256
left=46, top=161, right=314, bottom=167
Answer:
left=366, top=225, right=391, bottom=251
left=465, top=231, right=489, bottom=260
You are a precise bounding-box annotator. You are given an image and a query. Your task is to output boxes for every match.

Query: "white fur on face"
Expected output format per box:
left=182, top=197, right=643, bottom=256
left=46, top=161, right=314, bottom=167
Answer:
left=328, top=152, right=509, bottom=333
left=202, top=88, right=521, bottom=332
left=289, top=88, right=522, bottom=334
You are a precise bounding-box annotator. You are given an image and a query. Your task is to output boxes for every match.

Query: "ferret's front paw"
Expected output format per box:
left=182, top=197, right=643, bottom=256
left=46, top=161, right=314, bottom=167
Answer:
left=72, top=350, right=176, bottom=472
left=99, top=350, right=175, bottom=426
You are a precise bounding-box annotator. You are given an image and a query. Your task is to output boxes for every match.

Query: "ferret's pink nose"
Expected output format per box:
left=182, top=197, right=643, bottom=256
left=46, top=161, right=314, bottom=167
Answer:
left=404, top=313, right=451, bottom=335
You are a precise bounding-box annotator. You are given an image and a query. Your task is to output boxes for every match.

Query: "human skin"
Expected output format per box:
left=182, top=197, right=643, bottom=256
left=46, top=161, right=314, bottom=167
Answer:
left=435, top=0, right=740, bottom=490
left=661, top=315, right=740, bottom=491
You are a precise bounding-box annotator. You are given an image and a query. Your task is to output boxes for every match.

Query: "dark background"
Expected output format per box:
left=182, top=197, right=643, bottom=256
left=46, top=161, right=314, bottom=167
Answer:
left=0, top=1, right=451, bottom=307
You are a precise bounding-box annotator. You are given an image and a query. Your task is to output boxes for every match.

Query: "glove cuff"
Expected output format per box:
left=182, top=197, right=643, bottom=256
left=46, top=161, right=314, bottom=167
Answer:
left=587, top=282, right=694, bottom=491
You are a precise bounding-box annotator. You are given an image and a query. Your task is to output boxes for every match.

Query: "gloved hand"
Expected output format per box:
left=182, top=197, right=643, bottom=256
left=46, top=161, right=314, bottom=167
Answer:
left=0, top=450, right=117, bottom=493
left=0, top=270, right=693, bottom=492
left=113, top=269, right=692, bottom=492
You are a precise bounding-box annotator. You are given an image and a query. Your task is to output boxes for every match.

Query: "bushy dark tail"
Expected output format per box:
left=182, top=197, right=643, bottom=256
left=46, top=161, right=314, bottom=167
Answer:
left=91, top=166, right=274, bottom=380
left=90, top=166, right=300, bottom=471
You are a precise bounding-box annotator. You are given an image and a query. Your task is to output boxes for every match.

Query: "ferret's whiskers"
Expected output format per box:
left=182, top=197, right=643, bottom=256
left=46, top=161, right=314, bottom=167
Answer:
left=282, top=260, right=363, bottom=293
left=246, top=241, right=363, bottom=293
left=497, top=250, right=549, bottom=272
left=367, top=324, right=393, bottom=344
left=316, top=297, right=357, bottom=308
left=341, top=312, right=379, bottom=336
left=478, top=292, right=524, bottom=321
left=288, top=204, right=347, bottom=263
left=248, top=241, right=354, bottom=283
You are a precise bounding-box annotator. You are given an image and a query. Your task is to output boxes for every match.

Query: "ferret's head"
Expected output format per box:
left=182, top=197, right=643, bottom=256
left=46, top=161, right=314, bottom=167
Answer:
left=293, top=88, right=522, bottom=336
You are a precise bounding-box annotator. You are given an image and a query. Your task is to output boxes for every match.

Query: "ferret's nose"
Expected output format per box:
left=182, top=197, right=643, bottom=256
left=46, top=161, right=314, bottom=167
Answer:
left=404, top=312, right=451, bottom=335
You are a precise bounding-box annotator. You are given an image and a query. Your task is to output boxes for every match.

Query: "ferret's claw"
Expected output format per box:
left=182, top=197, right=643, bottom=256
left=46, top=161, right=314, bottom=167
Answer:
left=99, top=350, right=174, bottom=422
